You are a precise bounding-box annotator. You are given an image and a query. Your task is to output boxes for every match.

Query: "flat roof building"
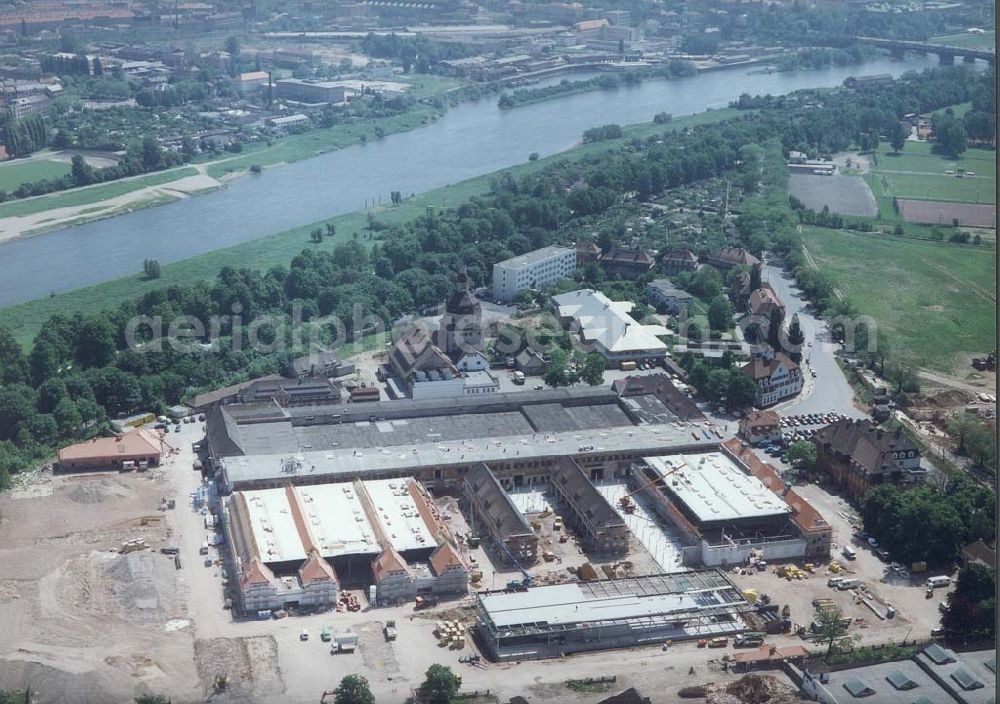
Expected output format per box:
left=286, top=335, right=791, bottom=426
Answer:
left=475, top=571, right=753, bottom=661
left=493, top=245, right=577, bottom=302
left=628, top=449, right=814, bottom=567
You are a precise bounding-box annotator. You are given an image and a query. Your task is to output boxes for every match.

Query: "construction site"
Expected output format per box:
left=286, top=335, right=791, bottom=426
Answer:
left=0, top=383, right=957, bottom=703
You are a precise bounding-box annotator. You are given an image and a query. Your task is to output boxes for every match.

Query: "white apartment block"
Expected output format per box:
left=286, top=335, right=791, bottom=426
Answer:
left=492, top=246, right=577, bottom=302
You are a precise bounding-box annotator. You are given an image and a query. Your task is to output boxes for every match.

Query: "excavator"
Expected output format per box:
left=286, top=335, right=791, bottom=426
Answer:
left=617, top=465, right=684, bottom=513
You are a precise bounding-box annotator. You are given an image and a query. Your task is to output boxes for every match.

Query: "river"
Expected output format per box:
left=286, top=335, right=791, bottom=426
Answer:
left=0, top=55, right=945, bottom=307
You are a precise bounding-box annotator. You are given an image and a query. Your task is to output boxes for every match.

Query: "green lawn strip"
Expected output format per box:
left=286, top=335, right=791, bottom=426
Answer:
left=882, top=171, right=994, bottom=204
left=0, top=107, right=742, bottom=347
left=0, top=167, right=197, bottom=219
left=801, top=225, right=996, bottom=371
left=928, top=31, right=996, bottom=50
left=0, top=158, right=71, bottom=192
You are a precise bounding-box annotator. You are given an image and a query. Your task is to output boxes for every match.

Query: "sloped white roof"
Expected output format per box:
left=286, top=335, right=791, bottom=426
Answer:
left=553, top=289, right=669, bottom=354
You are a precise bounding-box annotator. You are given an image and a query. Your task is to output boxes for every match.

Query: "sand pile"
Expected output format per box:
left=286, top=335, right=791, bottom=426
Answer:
left=0, top=656, right=135, bottom=704
left=106, top=552, right=178, bottom=624
left=707, top=675, right=806, bottom=704
left=193, top=637, right=284, bottom=699
left=66, top=480, right=132, bottom=505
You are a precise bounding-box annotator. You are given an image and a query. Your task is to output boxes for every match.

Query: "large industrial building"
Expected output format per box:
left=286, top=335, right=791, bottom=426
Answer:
left=206, top=385, right=716, bottom=494
left=625, top=444, right=829, bottom=566
left=223, top=477, right=468, bottom=612
left=474, top=571, right=754, bottom=661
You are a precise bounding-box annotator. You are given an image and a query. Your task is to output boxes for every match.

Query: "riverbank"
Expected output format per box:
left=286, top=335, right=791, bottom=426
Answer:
left=0, top=75, right=462, bottom=243
left=0, top=107, right=742, bottom=346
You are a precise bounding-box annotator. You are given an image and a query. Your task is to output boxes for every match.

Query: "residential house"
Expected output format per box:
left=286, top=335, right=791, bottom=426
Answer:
left=598, top=247, right=655, bottom=278
left=740, top=353, right=803, bottom=407
left=646, top=278, right=694, bottom=314
left=576, top=240, right=601, bottom=266
left=702, top=247, right=760, bottom=271
left=658, top=248, right=698, bottom=275
left=748, top=283, right=785, bottom=324
left=515, top=347, right=547, bottom=376
left=961, top=539, right=996, bottom=571
left=811, top=418, right=923, bottom=502
left=738, top=409, right=781, bottom=444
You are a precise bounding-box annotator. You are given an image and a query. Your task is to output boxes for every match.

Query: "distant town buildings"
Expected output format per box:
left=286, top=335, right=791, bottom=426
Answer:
left=703, top=247, right=761, bottom=271
left=598, top=247, right=655, bottom=278
left=658, top=248, right=699, bottom=275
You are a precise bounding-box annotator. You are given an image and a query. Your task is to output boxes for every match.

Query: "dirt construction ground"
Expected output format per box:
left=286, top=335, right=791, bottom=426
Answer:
left=0, top=421, right=954, bottom=703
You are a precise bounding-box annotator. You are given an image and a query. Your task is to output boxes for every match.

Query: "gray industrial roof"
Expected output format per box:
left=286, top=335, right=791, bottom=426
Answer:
left=477, top=571, right=748, bottom=631
left=221, top=420, right=718, bottom=490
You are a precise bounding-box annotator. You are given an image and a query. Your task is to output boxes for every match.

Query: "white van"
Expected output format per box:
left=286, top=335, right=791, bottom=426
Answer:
left=842, top=545, right=857, bottom=560
left=927, top=576, right=951, bottom=589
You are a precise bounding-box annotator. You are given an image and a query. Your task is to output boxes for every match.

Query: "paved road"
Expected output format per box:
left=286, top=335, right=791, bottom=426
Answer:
left=763, top=261, right=865, bottom=420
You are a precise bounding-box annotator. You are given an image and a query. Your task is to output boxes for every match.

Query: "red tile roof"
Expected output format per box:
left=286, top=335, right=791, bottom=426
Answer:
left=430, top=541, right=466, bottom=575
left=298, top=551, right=338, bottom=584
left=58, top=429, right=162, bottom=462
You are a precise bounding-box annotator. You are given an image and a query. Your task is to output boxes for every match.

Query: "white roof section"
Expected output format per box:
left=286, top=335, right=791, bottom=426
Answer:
left=242, top=489, right=308, bottom=564
left=480, top=582, right=709, bottom=628
left=297, top=483, right=380, bottom=557
left=365, top=478, right=436, bottom=552
left=553, top=289, right=669, bottom=354
left=644, top=452, right=790, bottom=523
left=495, top=245, right=575, bottom=270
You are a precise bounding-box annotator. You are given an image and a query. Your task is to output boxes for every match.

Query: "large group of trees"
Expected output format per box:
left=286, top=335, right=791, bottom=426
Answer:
left=861, top=472, right=994, bottom=566
left=941, top=563, right=995, bottom=640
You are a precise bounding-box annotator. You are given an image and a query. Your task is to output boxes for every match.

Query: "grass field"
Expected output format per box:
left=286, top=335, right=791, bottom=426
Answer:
left=802, top=226, right=996, bottom=371
left=929, top=30, right=996, bottom=49
left=0, top=167, right=198, bottom=220
left=872, top=141, right=996, bottom=205
left=0, top=158, right=71, bottom=192
left=0, top=107, right=743, bottom=347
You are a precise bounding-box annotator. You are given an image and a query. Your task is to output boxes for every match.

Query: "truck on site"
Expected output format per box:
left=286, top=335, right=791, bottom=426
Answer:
left=512, top=371, right=525, bottom=384
left=734, top=632, right=766, bottom=647
left=927, top=575, right=951, bottom=589
left=384, top=620, right=397, bottom=641
left=321, top=627, right=331, bottom=642
left=331, top=630, right=358, bottom=654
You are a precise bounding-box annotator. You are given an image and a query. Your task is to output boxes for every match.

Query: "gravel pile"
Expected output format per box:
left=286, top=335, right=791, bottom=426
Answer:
left=106, top=552, right=176, bottom=624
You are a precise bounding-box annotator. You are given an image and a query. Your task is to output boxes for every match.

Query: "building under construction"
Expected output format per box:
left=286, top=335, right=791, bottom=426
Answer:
left=474, top=571, right=753, bottom=661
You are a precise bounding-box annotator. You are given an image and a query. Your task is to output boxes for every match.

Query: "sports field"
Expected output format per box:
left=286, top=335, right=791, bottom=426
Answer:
left=802, top=226, right=996, bottom=372
left=873, top=141, right=995, bottom=205
left=0, top=158, right=71, bottom=192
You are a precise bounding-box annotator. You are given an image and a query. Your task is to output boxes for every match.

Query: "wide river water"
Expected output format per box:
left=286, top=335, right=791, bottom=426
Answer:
left=0, top=54, right=946, bottom=306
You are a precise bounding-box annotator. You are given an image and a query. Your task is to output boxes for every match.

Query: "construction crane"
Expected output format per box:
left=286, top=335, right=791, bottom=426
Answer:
left=497, top=537, right=533, bottom=590
left=617, top=465, right=685, bottom=513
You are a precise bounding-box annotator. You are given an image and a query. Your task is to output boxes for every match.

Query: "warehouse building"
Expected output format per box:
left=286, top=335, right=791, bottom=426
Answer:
left=550, top=457, right=629, bottom=555
left=628, top=450, right=811, bottom=566
left=474, top=571, right=753, bottom=661
left=208, top=386, right=718, bottom=494
left=223, top=477, right=467, bottom=612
